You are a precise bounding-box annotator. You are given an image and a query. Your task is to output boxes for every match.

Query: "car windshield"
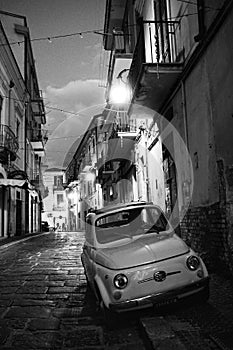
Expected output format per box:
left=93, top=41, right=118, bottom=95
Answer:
left=95, top=206, right=169, bottom=244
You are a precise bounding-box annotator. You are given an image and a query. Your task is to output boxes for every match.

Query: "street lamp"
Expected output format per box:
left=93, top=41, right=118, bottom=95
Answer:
left=109, top=68, right=131, bottom=105
left=109, top=83, right=131, bottom=104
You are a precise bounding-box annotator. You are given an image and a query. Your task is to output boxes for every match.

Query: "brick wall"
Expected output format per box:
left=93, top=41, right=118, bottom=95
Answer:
left=181, top=202, right=233, bottom=276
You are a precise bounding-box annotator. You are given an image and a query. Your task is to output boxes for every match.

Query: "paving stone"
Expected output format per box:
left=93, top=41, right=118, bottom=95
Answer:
left=25, top=275, right=48, bottom=281
left=11, top=331, right=61, bottom=349
left=0, top=307, right=7, bottom=317
left=48, top=274, right=69, bottom=281
left=3, top=318, right=28, bottom=330
left=0, top=324, right=10, bottom=345
left=0, top=299, right=13, bottom=307
left=60, top=316, right=96, bottom=329
left=47, top=281, right=65, bottom=287
left=4, top=306, right=51, bottom=319
left=0, top=287, right=19, bottom=294
left=140, top=317, right=186, bottom=350
left=47, top=286, right=75, bottom=294
left=22, top=281, right=49, bottom=287
left=52, top=307, right=85, bottom=318
left=0, top=281, right=23, bottom=287
left=68, top=268, right=84, bottom=274
left=64, top=280, right=79, bottom=287
left=46, top=293, right=70, bottom=300
left=16, top=286, right=48, bottom=294
left=12, top=298, right=56, bottom=307
left=60, top=326, right=104, bottom=348
left=12, top=293, right=47, bottom=300
left=27, top=317, right=60, bottom=330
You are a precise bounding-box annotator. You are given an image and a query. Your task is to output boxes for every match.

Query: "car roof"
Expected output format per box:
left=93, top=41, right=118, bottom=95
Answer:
left=89, top=201, right=154, bottom=216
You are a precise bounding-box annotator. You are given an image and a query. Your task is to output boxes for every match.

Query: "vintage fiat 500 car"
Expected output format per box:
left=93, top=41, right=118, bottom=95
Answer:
left=81, top=202, right=209, bottom=313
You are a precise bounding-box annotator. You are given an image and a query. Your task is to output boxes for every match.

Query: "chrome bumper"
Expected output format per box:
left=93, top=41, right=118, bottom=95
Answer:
left=109, top=277, right=209, bottom=312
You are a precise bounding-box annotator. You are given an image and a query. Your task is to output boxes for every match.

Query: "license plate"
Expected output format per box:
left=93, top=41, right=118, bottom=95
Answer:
left=155, top=297, right=177, bottom=308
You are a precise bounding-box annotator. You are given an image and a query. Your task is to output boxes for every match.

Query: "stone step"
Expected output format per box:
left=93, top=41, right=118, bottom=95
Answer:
left=139, top=316, right=232, bottom=350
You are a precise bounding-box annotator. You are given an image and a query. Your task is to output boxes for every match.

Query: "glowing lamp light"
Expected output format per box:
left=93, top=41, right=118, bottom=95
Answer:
left=109, top=84, right=131, bottom=104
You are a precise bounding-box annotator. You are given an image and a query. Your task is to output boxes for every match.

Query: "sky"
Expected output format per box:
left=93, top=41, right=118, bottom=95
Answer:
left=0, top=0, right=107, bottom=168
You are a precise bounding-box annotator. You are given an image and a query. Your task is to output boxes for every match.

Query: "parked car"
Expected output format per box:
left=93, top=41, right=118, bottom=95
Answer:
left=41, top=221, right=50, bottom=232
left=81, top=202, right=209, bottom=317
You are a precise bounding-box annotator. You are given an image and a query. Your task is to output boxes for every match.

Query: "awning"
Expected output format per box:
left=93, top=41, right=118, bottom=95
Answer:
left=0, top=179, right=28, bottom=188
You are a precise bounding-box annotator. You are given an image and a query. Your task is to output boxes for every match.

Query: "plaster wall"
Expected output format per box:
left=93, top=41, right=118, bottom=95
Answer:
left=147, top=137, right=165, bottom=210
left=203, top=13, right=233, bottom=202
left=182, top=58, right=219, bottom=207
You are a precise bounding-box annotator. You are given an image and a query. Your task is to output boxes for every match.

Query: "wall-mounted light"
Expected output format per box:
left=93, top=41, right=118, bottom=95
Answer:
left=109, top=68, right=131, bottom=104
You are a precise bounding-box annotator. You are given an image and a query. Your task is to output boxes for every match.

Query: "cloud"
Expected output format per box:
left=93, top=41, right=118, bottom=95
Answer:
left=43, top=79, right=105, bottom=168
left=45, top=79, right=105, bottom=112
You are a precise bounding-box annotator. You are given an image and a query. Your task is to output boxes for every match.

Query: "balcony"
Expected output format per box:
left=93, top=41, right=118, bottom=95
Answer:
left=0, top=124, right=19, bottom=163
left=128, top=20, right=184, bottom=112
left=31, top=129, right=48, bottom=156
left=115, top=121, right=138, bottom=139
left=81, top=154, right=93, bottom=173
left=31, top=90, right=46, bottom=124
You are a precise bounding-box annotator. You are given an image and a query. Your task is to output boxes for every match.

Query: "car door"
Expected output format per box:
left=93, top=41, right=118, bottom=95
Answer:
left=82, top=215, right=96, bottom=287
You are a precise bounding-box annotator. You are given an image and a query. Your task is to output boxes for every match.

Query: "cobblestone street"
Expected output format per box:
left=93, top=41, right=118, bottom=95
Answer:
left=0, top=232, right=233, bottom=350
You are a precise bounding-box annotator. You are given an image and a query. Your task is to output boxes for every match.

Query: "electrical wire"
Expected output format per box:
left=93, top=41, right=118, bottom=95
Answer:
left=177, top=0, right=221, bottom=11
left=0, top=27, right=106, bottom=47
left=1, top=93, right=102, bottom=118
left=0, top=4, right=221, bottom=49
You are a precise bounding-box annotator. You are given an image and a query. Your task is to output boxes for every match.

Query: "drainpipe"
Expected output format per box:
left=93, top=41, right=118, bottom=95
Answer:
left=7, top=80, right=15, bottom=237
left=145, top=139, right=150, bottom=202
left=181, top=80, right=189, bottom=150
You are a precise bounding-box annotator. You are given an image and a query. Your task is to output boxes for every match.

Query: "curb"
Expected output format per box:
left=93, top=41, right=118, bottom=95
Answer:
left=139, top=315, right=233, bottom=350
left=0, top=231, right=51, bottom=250
left=139, top=316, right=187, bottom=350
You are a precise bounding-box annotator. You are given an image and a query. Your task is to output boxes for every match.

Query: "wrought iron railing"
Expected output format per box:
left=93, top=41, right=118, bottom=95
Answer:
left=0, top=124, right=19, bottom=154
left=31, top=128, right=48, bottom=143
left=128, top=20, right=182, bottom=92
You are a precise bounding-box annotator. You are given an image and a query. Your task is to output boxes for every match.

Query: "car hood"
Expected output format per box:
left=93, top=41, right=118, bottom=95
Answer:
left=95, top=233, right=189, bottom=270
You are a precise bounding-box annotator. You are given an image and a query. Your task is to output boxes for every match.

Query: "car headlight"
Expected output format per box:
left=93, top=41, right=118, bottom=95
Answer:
left=186, top=255, right=200, bottom=271
left=113, top=274, right=128, bottom=289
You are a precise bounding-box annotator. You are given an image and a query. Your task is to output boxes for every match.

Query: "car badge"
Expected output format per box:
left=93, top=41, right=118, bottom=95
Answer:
left=154, top=271, right=166, bottom=282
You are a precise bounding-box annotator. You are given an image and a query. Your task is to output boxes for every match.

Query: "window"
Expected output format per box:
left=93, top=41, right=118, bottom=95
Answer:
left=86, top=216, right=94, bottom=245
left=54, top=175, right=63, bottom=187
left=95, top=206, right=168, bottom=244
left=57, top=194, right=64, bottom=207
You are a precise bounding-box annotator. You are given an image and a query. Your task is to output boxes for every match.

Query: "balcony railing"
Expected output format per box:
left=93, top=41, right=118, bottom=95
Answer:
left=80, top=154, right=93, bottom=172
left=0, top=124, right=19, bottom=162
left=31, top=129, right=48, bottom=143
left=129, top=20, right=182, bottom=91
left=31, top=90, right=46, bottom=124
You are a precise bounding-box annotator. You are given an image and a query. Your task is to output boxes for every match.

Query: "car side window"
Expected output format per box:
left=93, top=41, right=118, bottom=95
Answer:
left=86, top=216, right=94, bottom=245
left=147, top=207, right=168, bottom=231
